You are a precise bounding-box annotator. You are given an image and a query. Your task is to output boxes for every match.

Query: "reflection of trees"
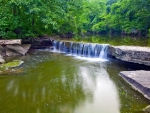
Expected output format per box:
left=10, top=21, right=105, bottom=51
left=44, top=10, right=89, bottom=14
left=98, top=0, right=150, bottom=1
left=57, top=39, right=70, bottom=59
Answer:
left=0, top=52, right=121, bottom=113
left=0, top=52, right=87, bottom=113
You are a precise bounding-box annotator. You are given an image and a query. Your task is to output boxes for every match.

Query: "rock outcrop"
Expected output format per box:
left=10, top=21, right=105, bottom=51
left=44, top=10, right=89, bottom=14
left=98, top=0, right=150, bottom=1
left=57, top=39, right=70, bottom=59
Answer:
left=0, top=43, right=31, bottom=63
left=0, top=60, right=24, bottom=75
left=108, top=46, right=150, bottom=66
left=0, top=39, right=21, bottom=45
left=6, top=44, right=31, bottom=56
left=119, top=70, right=150, bottom=100
left=0, top=46, right=5, bottom=63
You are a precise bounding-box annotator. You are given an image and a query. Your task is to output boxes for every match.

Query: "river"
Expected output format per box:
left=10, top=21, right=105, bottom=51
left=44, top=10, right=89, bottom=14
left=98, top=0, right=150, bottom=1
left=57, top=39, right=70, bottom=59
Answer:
left=0, top=50, right=149, bottom=113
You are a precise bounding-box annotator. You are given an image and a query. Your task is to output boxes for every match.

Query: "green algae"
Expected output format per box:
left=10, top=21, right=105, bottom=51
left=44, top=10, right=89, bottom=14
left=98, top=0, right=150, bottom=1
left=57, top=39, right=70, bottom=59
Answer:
left=0, top=60, right=24, bottom=75
left=1, top=60, right=24, bottom=68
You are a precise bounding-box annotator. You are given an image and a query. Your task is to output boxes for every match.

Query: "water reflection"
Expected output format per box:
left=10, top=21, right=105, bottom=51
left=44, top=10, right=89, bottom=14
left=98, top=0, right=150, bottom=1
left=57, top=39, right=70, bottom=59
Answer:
left=74, top=63, right=120, bottom=113
left=6, top=79, right=15, bottom=91
left=0, top=52, right=148, bottom=113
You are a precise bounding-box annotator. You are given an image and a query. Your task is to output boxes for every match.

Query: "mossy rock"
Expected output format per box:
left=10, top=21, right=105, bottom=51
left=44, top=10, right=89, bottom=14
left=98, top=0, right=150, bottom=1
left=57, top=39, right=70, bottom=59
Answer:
left=1, top=60, right=24, bottom=68
left=0, top=60, right=24, bottom=75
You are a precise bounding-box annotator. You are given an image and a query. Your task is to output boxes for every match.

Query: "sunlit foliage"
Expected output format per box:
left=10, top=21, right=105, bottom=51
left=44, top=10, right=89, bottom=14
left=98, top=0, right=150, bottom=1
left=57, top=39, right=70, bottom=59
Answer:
left=0, top=0, right=150, bottom=39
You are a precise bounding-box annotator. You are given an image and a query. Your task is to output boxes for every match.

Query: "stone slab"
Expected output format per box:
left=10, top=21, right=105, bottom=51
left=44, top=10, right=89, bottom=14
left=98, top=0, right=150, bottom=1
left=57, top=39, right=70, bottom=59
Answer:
left=6, top=44, right=31, bottom=56
left=119, top=70, right=150, bottom=100
left=114, top=46, right=150, bottom=52
left=0, top=39, right=21, bottom=45
left=108, top=46, right=150, bottom=66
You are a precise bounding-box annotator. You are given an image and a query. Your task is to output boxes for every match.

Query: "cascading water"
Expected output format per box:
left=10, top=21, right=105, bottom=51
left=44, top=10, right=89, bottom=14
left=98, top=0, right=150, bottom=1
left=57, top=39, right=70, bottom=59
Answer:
left=99, top=44, right=108, bottom=59
left=51, top=40, right=108, bottom=61
left=51, top=40, right=57, bottom=52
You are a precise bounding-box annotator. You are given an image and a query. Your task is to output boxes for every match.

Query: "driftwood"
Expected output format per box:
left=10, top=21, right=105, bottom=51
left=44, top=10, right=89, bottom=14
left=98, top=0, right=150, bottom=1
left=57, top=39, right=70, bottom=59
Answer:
left=0, top=39, right=21, bottom=45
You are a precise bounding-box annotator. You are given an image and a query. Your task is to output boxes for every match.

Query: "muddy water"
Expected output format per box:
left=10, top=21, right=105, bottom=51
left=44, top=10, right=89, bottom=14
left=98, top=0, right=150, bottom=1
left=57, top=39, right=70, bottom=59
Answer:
left=0, top=50, right=149, bottom=113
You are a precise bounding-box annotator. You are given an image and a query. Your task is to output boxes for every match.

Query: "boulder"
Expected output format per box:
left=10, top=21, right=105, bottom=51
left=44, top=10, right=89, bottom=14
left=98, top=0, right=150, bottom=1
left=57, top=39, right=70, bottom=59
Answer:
left=108, top=46, right=150, bottom=66
left=6, top=44, right=31, bottom=56
left=0, top=55, right=5, bottom=63
left=0, top=60, right=24, bottom=75
left=0, top=39, right=21, bottom=45
left=0, top=46, right=5, bottom=63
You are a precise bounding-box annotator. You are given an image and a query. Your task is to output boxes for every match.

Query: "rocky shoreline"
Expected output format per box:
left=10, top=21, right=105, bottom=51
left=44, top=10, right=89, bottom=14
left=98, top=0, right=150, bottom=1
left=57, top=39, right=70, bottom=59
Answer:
left=108, top=45, right=150, bottom=111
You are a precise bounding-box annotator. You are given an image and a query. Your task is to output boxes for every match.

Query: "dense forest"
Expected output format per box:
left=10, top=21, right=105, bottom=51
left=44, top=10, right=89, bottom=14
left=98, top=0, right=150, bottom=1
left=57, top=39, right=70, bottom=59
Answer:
left=0, top=0, right=150, bottom=39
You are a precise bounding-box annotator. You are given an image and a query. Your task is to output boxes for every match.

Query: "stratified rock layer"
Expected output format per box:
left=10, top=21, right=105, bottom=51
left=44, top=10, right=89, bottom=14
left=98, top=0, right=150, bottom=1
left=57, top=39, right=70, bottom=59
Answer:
left=6, top=44, right=31, bottom=56
left=0, top=44, right=31, bottom=63
left=108, top=46, right=150, bottom=66
left=119, top=70, right=150, bottom=100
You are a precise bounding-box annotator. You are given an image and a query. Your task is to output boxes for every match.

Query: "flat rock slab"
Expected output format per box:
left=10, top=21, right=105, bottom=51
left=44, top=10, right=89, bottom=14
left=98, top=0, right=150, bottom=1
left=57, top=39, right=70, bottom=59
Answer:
left=108, top=46, right=150, bottom=66
left=6, top=44, right=31, bottom=56
left=114, top=46, right=150, bottom=52
left=119, top=70, right=150, bottom=100
left=0, top=39, right=21, bottom=45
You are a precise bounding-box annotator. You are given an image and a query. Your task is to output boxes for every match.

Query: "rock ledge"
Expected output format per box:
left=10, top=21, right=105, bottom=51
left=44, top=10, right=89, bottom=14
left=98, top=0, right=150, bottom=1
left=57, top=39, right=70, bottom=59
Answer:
left=108, top=46, right=150, bottom=66
left=119, top=70, right=150, bottom=100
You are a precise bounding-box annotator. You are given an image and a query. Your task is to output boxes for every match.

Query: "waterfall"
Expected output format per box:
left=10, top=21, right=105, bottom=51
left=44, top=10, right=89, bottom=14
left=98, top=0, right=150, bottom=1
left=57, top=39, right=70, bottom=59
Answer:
left=77, top=43, right=83, bottom=56
left=51, top=40, right=58, bottom=52
left=69, top=42, right=73, bottom=54
left=99, top=44, right=108, bottom=59
left=51, top=41, right=108, bottom=61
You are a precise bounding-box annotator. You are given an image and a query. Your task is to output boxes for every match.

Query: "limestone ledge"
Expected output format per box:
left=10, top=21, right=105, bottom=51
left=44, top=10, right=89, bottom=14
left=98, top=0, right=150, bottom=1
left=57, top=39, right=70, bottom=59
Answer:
left=108, top=46, right=150, bottom=66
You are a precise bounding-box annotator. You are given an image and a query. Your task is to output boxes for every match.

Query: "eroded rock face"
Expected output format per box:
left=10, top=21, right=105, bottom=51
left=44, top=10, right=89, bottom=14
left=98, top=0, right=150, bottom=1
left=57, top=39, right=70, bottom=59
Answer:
left=0, top=44, right=31, bottom=63
left=6, top=44, right=31, bottom=56
left=108, top=46, right=150, bottom=66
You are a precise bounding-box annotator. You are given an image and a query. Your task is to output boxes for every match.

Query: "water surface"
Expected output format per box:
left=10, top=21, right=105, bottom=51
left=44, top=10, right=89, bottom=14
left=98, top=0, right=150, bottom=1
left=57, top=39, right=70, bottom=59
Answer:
left=0, top=51, right=149, bottom=113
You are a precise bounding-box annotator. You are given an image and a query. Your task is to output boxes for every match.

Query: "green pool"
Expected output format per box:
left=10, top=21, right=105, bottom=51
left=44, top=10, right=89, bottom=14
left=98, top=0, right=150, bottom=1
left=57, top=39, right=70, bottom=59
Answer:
left=0, top=50, right=149, bottom=113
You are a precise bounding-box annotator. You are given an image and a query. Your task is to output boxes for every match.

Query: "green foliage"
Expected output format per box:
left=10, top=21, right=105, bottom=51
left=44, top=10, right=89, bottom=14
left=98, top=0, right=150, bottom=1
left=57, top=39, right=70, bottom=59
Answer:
left=0, top=0, right=150, bottom=39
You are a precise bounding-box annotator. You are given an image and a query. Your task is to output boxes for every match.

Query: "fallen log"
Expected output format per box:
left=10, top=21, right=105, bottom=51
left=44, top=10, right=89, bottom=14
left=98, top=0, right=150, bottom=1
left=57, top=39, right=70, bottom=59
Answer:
left=0, top=39, right=21, bottom=45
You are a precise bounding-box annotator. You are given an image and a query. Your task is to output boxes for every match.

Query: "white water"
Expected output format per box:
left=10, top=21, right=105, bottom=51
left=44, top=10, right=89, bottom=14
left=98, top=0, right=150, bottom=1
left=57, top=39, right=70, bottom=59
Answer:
left=51, top=41, right=109, bottom=61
